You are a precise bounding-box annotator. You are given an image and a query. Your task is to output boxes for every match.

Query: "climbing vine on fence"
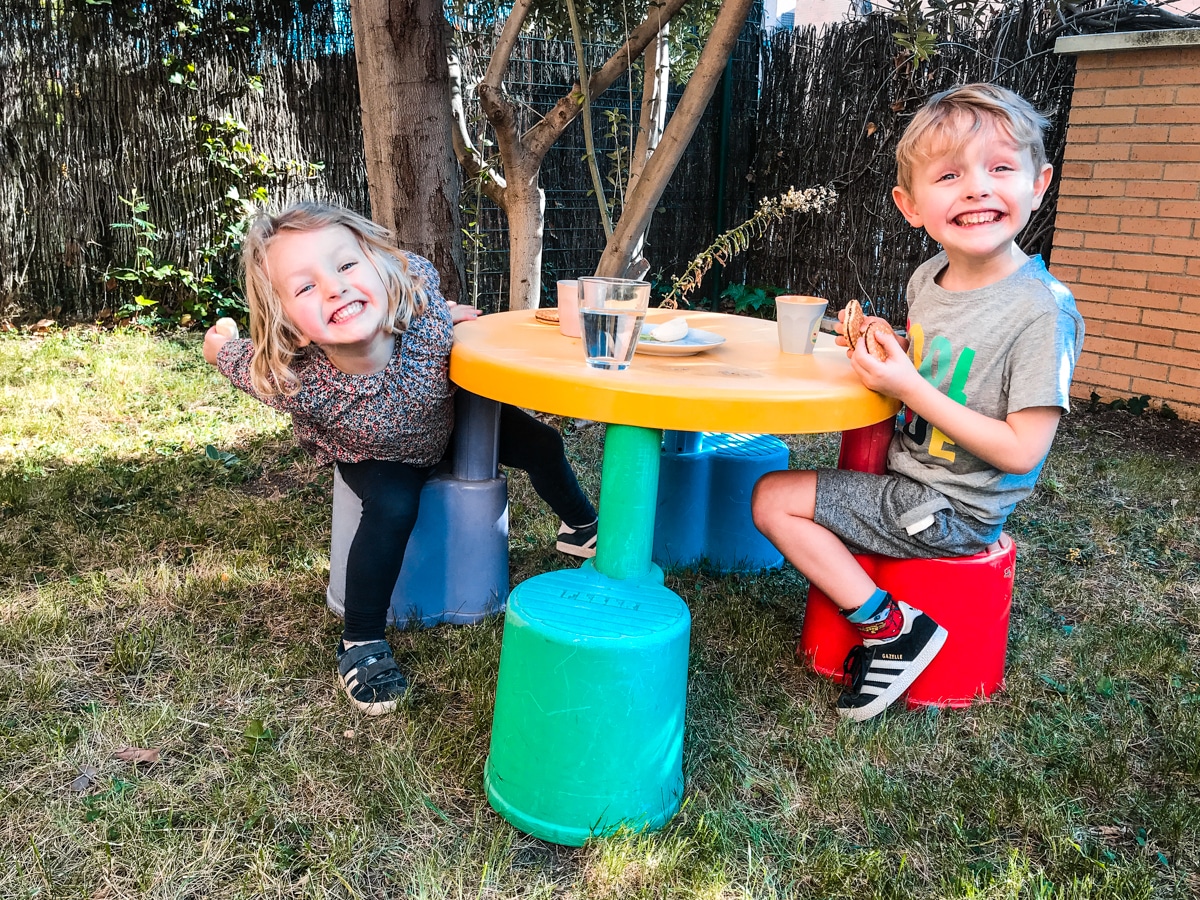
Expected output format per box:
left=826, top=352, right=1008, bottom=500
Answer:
left=102, top=2, right=323, bottom=328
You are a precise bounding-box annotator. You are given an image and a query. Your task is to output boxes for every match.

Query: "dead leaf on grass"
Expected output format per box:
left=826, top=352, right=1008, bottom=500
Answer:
left=112, top=746, right=161, bottom=764
left=69, top=765, right=100, bottom=792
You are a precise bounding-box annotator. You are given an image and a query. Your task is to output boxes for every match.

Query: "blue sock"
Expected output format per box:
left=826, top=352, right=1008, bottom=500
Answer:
left=845, top=588, right=890, bottom=624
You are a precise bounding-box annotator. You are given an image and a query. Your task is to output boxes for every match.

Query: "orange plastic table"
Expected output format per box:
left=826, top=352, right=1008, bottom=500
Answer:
left=451, top=309, right=900, bottom=583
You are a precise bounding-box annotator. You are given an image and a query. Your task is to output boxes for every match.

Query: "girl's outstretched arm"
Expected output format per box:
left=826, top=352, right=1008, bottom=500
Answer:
left=203, top=318, right=240, bottom=366
left=203, top=327, right=233, bottom=365
left=447, top=300, right=480, bottom=324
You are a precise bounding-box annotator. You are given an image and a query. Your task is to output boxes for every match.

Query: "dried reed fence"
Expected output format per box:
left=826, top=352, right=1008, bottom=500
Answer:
left=746, top=5, right=1076, bottom=324
left=1, top=0, right=369, bottom=321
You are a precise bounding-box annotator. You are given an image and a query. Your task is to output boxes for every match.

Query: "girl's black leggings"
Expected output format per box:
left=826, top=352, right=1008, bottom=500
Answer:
left=337, top=403, right=596, bottom=642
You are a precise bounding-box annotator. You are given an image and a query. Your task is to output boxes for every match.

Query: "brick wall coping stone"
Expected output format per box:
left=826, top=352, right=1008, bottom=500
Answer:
left=1055, top=28, right=1200, bottom=55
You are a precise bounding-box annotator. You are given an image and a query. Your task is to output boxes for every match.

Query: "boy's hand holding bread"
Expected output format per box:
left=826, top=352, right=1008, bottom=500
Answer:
left=841, top=299, right=895, bottom=362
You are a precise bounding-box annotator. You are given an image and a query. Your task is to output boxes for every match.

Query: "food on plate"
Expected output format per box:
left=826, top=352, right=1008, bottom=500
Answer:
left=645, top=317, right=689, bottom=343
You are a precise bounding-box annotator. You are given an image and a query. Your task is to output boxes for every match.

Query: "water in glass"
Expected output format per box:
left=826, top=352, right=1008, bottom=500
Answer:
left=581, top=308, right=646, bottom=370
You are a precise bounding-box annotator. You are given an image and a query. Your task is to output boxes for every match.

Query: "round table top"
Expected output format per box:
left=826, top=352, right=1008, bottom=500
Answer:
left=450, top=309, right=900, bottom=434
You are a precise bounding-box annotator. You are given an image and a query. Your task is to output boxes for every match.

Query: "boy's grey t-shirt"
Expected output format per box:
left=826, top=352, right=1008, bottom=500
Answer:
left=887, top=252, right=1084, bottom=527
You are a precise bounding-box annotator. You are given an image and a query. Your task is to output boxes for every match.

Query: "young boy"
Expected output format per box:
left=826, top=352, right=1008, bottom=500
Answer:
left=751, top=83, right=1084, bottom=721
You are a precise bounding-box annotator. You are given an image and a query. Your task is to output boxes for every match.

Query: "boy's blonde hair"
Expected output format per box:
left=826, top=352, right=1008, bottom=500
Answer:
left=240, top=202, right=429, bottom=397
left=895, top=83, right=1050, bottom=195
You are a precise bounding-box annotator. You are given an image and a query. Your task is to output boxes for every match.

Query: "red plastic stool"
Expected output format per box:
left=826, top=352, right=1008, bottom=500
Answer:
left=797, top=534, right=1017, bottom=709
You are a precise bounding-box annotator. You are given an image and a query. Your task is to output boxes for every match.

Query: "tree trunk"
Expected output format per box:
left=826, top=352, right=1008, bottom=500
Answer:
left=351, top=0, right=465, bottom=303
left=452, top=0, right=693, bottom=308
left=505, top=163, right=546, bottom=310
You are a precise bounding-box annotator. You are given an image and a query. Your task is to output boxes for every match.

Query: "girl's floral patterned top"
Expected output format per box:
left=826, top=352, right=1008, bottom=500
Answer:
left=216, top=252, right=456, bottom=467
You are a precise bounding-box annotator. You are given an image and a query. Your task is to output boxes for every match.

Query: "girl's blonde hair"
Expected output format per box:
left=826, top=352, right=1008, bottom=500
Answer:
left=241, top=202, right=429, bottom=397
left=895, top=83, right=1050, bottom=195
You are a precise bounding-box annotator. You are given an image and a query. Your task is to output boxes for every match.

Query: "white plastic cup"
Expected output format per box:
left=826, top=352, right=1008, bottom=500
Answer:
left=776, top=295, right=828, bottom=355
left=577, top=277, right=651, bottom=371
left=557, top=280, right=581, bottom=338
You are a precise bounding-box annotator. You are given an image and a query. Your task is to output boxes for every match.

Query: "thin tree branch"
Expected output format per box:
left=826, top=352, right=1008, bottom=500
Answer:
left=449, top=47, right=506, bottom=206
left=628, top=23, right=669, bottom=211
left=598, top=0, right=755, bottom=276
left=525, top=0, right=691, bottom=159
left=565, top=0, right=612, bottom=236
left=481, top=0, right=534, bottom=91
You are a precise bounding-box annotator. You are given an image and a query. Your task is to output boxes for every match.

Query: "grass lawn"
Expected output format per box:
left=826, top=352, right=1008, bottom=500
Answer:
left=1, top=326, right=1198, bottom=899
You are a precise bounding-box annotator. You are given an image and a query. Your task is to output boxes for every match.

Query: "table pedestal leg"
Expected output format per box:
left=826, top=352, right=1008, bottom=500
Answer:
left=595, top=423, right=663, bottom=582
left=485, top=424, right=686, bottom=845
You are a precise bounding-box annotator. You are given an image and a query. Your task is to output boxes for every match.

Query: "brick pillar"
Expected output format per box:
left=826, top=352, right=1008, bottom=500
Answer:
left=1052, top=30, right=1200, bottom=421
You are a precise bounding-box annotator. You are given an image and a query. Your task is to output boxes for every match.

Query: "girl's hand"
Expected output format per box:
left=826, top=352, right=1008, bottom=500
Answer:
left=448, top=301, right=480, bottom=324
left=203, top=327, right=233, bottom=366
left=849, top=327, right=922, bottom=401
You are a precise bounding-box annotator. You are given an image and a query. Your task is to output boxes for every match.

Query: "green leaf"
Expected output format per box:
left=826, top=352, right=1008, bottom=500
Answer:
left=243, top=719, right=273, bottom=741
left=1040, top=674, right=1069, bottom=693
left=422, top=796, right=452, bottom=823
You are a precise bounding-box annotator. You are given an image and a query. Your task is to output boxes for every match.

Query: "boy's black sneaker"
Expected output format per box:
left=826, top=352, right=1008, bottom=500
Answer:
left=836, top=601, right=947, bottom=722
left=336, top=640, right=409, bottom=716
left=556, top=520, right=597, bottom=559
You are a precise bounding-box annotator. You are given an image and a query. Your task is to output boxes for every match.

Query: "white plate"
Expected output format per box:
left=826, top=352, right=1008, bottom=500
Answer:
left=635, top=328, right=726, bottom=356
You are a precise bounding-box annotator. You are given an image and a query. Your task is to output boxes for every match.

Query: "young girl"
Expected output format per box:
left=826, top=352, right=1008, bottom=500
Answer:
left=203, top=203, right=598, bottom=715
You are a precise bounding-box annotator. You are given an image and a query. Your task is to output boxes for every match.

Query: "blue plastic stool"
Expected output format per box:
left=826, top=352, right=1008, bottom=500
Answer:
left=484, top=563, right=689, bottom=845
left=653, top=431, right=788, bottom=572
left=326, top=392, right=509, bottom=627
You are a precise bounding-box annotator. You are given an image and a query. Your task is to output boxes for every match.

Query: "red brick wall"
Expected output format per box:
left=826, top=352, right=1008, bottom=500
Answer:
left=1050, top=43, right=1200, bottom=420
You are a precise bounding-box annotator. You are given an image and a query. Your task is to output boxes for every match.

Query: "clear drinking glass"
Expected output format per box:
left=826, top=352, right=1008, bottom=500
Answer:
left=578, top=277, right=652, bottom=370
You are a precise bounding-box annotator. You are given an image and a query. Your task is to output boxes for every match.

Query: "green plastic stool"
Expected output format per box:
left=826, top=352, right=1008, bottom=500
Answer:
left=483, top=563, right=690, bottom=846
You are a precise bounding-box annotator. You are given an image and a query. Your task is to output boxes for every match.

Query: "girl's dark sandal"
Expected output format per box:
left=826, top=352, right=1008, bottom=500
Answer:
left=336, top=640, right=409, bottom=715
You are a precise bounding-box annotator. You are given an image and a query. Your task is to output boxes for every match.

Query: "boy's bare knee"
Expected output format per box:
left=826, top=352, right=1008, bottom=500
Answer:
left=751, top=470, right=787, bottom=528
left=751, top=471, right=777, bottom=511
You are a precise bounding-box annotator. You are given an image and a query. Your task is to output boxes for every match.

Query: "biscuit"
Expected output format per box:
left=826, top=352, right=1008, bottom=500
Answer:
left=863, top=320, right=894, bottom=361
left=842, top=298, right=867, bottom=350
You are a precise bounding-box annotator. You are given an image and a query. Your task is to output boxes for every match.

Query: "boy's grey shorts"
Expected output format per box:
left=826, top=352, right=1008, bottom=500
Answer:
left=814, top=468, right=1003, bottom=558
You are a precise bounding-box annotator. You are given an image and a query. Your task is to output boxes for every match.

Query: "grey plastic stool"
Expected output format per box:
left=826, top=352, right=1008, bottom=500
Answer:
left=326, top=392, right=510, bottom=627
